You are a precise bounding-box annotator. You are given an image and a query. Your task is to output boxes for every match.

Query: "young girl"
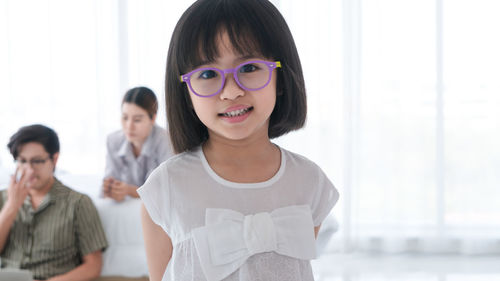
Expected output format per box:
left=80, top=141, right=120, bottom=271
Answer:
left=103, top=87, right=173, bottom=202
left=138, top=0, right=339, bottom=280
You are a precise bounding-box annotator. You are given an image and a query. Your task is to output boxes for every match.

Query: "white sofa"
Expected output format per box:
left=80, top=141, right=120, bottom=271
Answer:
left=56, top=173, right=149, bottom=278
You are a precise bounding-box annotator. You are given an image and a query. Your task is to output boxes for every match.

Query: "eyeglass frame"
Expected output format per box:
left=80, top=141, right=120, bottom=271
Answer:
left=180, top=60, right=281, bottom=98
left=15, top=156, right=52, bottom=168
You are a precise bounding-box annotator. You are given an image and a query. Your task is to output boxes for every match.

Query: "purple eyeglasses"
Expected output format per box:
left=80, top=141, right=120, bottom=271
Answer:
left=180, top=60, right=281, bottom=97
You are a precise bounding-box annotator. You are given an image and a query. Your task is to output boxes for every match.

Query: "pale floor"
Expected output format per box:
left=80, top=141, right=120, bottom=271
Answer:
left=312, top=253, right=500, bottom=281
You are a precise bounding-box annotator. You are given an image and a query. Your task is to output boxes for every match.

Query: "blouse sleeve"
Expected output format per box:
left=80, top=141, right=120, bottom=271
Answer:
left=104, top=134, right=121, bottom=179
left=137, top=164, right=172, bottom=236
left=156, top=129, right=174, bottom=164
left=311, top=167, right=339, bottom=226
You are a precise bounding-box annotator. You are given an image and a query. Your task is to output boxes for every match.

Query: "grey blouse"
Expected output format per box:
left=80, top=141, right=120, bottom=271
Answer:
left=104, top=125, right=173, bottom=186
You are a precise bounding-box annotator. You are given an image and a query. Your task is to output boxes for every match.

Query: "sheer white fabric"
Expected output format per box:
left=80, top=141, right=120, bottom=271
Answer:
left=138, top=146, right=338, bottom=281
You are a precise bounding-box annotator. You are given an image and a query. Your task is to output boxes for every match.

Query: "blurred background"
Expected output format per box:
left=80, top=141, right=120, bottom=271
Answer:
left=1, top=0, right=500, bottom=280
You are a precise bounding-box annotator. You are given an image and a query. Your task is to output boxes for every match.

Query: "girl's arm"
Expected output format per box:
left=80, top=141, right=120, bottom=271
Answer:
left=141, top=204, right=172, bottom=281
left=314, top=224, right=321, bottom=238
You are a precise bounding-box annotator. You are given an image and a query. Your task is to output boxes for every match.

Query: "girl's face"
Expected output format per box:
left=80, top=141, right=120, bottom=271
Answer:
left=121, top=103, right=155, bottom=144
left=188, top=33, right=277, bottom=143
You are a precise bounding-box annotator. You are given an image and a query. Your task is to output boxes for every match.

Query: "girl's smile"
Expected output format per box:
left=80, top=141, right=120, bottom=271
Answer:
left=218, top=105, right=254, bottom=123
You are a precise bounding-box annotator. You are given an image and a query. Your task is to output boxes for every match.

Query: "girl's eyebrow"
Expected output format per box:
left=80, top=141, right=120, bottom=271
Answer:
left=195, top=54, right=262, bottom=68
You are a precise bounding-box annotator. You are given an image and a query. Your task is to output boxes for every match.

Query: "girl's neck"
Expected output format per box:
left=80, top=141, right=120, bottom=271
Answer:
left=202, top=134, right=281, bottom=183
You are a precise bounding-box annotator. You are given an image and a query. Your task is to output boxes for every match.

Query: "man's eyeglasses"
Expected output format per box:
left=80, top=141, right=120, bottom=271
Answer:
left=16, top=157, right=51, bottom=168
left=180, top=60, right=281, bottom=98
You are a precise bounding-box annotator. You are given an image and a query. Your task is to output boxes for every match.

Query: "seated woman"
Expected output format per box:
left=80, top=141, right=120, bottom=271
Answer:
left=103, top=86, right=173, bottom=202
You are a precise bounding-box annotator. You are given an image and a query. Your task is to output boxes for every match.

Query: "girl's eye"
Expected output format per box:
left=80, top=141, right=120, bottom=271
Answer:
left=239, top=64, right=258, bottom=73
left=198, top=70, right=218, bottom=79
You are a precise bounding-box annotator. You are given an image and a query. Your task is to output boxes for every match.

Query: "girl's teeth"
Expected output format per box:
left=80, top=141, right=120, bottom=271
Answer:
left=223, top=108, right=250, bottom=117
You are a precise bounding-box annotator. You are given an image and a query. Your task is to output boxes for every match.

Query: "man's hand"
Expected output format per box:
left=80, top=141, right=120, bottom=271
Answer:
left=5, top=166, right=34, bottom=211
left=0, top=166, right=34, bottom=253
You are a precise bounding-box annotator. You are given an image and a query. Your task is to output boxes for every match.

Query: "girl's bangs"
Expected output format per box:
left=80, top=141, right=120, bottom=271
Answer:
left=178, top=7, right=273, bottom=72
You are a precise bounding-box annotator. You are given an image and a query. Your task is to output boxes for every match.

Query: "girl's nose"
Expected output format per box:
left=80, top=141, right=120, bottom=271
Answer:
left=219, top=75, right=245, bottom=100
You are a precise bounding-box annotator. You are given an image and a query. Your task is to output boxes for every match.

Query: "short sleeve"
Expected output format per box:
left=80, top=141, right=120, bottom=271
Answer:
left=311, top=167, right=339, bottom=226
left=74, top=194, right=108, bottom=256
left=137, top=164, right=171, bottom=236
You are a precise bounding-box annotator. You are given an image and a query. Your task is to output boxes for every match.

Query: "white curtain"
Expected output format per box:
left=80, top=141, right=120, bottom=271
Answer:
left=274, top=0, right=500, bottom=255
left=1, top=0, right=499, bottom=255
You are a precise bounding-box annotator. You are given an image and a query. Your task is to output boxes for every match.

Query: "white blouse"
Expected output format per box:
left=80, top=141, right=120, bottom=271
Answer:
left=138, top=146, right=338, bottom=281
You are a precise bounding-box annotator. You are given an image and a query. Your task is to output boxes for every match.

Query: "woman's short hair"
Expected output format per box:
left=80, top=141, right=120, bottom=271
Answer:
left=122, top=87, right=158, bottom=119
left=7, top=124, right=60, bottom=159
left=165, top=0, right=307, bottom=153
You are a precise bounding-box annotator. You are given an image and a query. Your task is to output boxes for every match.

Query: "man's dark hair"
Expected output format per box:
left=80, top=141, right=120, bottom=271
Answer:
left=7, top=124, right=60, bottom=159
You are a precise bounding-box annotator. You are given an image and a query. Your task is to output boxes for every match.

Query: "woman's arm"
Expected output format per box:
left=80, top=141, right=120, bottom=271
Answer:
left=141, top=204, right=172, bottom=281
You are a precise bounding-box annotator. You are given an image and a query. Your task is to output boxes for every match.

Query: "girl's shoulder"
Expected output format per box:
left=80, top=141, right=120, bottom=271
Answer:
left=279, top=146, right=322, bottom=171
left=152, top=146, right=202, bottom=173
left=140, top=147, right=203, bottom=194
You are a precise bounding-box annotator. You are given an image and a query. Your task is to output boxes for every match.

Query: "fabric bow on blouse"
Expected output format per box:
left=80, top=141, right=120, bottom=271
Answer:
left=192, top=205, right=317, bottom=281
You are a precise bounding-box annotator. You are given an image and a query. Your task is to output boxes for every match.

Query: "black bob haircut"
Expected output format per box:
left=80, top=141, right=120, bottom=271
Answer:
left=122, top=86, right=158, bottom=119
left=165, top=0, right=307, bottom=154
left=7, top=124, right=60, bottom=159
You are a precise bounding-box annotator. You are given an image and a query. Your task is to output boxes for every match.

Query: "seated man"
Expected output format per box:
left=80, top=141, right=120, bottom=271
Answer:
left=0, top=124, right=108, bottom=281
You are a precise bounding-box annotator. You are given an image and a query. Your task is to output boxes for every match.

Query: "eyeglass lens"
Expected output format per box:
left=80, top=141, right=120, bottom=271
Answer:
left=190, top=62, right=271, bottom=97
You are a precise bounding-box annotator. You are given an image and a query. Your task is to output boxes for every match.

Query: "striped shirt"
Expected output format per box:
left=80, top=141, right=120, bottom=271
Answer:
left=105, top=124, right=173, bottom=187
left=0, top=178, right=108, bottom=280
